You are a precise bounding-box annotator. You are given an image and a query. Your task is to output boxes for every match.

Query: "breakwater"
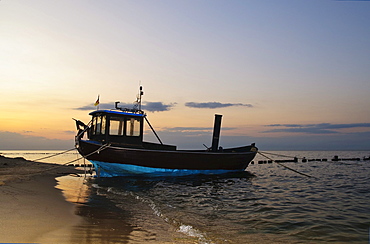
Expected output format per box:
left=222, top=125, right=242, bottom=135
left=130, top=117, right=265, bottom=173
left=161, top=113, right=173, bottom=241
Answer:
left=253, top=153, right=370, bottom=164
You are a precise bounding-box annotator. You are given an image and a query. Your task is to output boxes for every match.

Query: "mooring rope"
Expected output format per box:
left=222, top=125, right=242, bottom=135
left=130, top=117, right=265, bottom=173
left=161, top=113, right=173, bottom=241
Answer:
left=62, top=143, right=111, bottom=166
left=258, top=151, right=305, bottom=160
left=30, top=118, right=93, bottom=163
left=258, top=151, right=315, bottom=178
left=32, top=148, right=77, bottom=162
left=25, top=144, right=111, bottom=176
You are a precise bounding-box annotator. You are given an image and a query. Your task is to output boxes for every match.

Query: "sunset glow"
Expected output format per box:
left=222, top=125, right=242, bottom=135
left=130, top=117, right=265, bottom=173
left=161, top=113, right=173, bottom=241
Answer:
left=1, top=0, right=369, bottom=150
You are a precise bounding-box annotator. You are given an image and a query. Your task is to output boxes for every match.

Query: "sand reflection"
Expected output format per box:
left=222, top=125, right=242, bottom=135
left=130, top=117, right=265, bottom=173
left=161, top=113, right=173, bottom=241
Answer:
left=56, top=175, right=136, bottom=243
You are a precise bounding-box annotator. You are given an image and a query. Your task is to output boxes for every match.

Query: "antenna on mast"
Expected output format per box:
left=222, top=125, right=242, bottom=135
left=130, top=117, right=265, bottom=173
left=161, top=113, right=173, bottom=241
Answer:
left=133, top=84, right=144, bottom=113
left=138, top=85, right=143, bottom=111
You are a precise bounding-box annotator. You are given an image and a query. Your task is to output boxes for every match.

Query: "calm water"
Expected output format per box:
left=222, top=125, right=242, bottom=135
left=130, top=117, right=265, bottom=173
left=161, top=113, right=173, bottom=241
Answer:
left=2, top=150, right=370, bottom=243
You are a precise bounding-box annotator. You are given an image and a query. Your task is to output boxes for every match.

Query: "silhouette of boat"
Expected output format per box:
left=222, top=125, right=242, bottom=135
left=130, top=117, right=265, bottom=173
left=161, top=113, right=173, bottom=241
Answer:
left=75, top=87, right=257, bottom=177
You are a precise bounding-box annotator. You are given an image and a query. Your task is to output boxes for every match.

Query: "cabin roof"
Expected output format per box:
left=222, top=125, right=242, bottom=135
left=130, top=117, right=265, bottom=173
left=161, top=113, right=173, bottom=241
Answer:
left=89, top=109, right=146, bottom=117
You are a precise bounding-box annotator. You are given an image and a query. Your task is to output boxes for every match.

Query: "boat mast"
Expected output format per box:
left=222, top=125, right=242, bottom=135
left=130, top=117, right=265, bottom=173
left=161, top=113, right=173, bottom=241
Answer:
left=138, top=86, right=143, bottom=111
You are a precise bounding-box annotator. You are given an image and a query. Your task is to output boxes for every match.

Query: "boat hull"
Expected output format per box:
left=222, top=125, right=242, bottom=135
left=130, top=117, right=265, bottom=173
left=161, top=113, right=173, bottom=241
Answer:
left=89, top=160, right=251, bottom=177
left=77, top=140, right=257, bottom=177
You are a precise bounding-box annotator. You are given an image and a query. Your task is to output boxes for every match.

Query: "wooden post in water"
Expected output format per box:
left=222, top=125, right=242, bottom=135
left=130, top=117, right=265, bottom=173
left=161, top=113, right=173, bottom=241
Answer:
left=211, top=114, right=222, bottom=152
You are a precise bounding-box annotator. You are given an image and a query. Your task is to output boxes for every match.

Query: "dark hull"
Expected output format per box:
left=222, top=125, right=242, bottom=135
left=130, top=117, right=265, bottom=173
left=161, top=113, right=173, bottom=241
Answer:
left=77, top=140, right=257, bottom=175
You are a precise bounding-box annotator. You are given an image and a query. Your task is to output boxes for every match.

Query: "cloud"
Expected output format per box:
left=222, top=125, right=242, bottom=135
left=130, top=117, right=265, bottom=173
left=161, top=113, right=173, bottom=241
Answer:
left=185, top=102, right=253, bottom=109
left=0, top=131, right=74, bottom=150
left=156, top=127, right=215, bottom=137
left=75, top=101, right=175, bottom=112
left=263, top=123, right=370, bottom=134
left=144, top=129, right=370, bottom=150
left=143, top=102, right=175, bottom=112
left=316, top=123, right=370, bottom=129
left=163, top=126, right=235, bottom=133
left=2, top=127, right=369, bottom=151
left=76, top=101, right=253, bottom=111
left=144, top=126, right=237, bottom=144
left=267, top=124, right=302, bottom=128
left=75, top=103, right=116, bottom=111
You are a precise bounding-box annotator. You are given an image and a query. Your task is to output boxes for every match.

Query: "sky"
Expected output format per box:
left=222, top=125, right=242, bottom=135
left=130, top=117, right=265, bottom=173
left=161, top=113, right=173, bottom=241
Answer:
left=1, top=0, right=370, bottom=150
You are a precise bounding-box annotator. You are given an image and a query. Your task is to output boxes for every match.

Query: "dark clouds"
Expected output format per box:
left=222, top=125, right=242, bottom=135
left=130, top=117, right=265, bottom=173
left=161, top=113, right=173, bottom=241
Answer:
left=76, top=101, right=252, bottom=112
left=164, top=127, right=235, bottom=132
left=0, top=131, right=73, bottom=150
left=75, top=102, right=174, bottom=112
left=143, top=102, right=175, bottom=112
left=263, top=123, right=370, bottom=134
left=2, top=126, right=369, bottom=150
left=161, top=127, right=235, bottom=136
left=185, top=102, right=253, bottom=109
left=143, top=127, right=370, bottom=150
left=75, top=103, right=117, bottom=111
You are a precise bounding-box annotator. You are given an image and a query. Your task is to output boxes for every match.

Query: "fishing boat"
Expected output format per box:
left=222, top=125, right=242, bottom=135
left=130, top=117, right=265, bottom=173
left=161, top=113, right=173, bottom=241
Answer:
left=74, top=87, right=258, bottom=177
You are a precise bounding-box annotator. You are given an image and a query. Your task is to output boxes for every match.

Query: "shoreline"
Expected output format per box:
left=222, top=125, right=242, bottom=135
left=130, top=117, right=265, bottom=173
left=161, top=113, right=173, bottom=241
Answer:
left=0, top=155, right=83, bottom=243
left=0, top=155, right=211, bottom=243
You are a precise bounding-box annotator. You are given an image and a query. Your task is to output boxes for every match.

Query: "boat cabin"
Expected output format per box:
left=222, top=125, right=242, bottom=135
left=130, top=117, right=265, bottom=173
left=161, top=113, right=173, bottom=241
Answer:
left=88, top=110, right=145, bottom=148
left=87, top=109, right=176, bottom=150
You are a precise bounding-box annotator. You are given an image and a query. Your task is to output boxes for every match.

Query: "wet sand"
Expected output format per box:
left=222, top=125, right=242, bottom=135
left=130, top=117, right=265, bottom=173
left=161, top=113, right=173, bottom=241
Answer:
left=0, top=155, right=203, bottom=243
left=0, top=155, right=82, bottom=243
left=0, top=153, right=239, bottom=244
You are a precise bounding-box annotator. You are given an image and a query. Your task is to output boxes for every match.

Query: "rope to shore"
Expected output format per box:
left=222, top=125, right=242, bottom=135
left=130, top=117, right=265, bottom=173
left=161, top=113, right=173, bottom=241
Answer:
left=25, top=144, right=111, bottom=176
left=62, top=143, right=111, bottom=166
left=33, top=148, right=77, bottom=162
left=258, top=151, right=305, bottom=160
left=256, top=151, right=353, bottom=212
left=258, top=151, right=315, bottom=179
left=30, top=118, right=93, bottom=162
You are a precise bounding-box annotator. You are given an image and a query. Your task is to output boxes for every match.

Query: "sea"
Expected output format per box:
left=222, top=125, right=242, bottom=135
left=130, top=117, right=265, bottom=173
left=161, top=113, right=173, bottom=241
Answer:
left=1, top=150, right=370, bottom=244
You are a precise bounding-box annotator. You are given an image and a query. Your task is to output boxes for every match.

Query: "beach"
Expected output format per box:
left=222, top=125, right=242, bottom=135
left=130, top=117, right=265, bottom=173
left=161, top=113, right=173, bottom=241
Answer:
left=0, top=155, right=82, bottom=243
left=0, top=153, right=197, bottom=244
left=1, top=151, right=369, bottom=243
left=0, top=153, right=214, bottom=243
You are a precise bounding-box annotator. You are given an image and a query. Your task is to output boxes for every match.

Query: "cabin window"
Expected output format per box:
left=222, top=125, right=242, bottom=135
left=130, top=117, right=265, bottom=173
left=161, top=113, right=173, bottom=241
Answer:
left=101, top=116, right=106, bottom=135
left=90, top=117, right=95, bottom=135
left=126, top=118, right=140, bottom=136
left=92, top=116, right=106, bottom=135
left=109, top=117, right=124, bottom=135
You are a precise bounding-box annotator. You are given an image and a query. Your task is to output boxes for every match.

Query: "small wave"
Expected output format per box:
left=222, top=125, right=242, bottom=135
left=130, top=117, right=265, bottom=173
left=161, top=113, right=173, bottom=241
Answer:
left=143, top=198, right=215, bottom=243
left=91, top=183, right=101, bottom=189
left=108, top=187, right=217, bottom=243
left=177, top=224, right=215, bottom=244
left=178, top=224, right=204, bottom=238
